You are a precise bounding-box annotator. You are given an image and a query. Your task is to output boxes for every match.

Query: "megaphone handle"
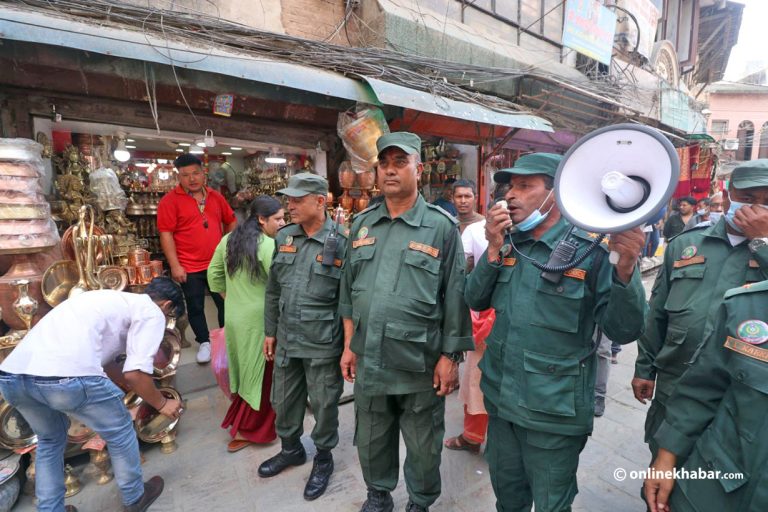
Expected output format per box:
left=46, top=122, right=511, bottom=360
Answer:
left=609, top=250, right=620, bottom=265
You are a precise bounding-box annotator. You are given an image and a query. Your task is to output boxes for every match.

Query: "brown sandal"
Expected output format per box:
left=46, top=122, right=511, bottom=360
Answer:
left=444, top=434, right=481, bottom=453
left=227, top=439, right=252, bottom=453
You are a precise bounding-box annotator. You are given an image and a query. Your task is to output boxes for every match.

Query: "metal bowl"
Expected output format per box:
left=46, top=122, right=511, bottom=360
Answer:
left=0, top=401, right=36, bottom=450
left=153, top=329, right=181, bottom=380
left=41, top=260, right=79, bottom=307
left=97, top=266, right=128, bottom=291
left=134, top=387, right=182, bottom=443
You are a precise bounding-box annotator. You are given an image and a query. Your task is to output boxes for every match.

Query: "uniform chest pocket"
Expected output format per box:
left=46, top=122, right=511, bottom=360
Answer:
left=665, top=265, right=705, bottom=312
left=529, top=276, right=585, bottom=333
left=273, top=252, right=296, bottom=267
left=299, top=307, right=336, bottom=343
left=518, top=350, right=580, bottom=417
left=396, top=249, right=440, bottom=305
left=381, top=322, right=428, bottom=372
left=652, top=324, right=689, bottom=372
left=308, top=261, right=342, bottom=299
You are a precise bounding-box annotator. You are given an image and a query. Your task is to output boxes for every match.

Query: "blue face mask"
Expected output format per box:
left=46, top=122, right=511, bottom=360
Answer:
left=708, top=211, right=722, bottom=224
left=515, top=190, right=554, bottom=232
left=725, top=200, right=749, bottom=233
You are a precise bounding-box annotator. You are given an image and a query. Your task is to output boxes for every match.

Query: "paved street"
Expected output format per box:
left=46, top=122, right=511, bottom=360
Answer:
left=15, top=273, right=658, bottom=512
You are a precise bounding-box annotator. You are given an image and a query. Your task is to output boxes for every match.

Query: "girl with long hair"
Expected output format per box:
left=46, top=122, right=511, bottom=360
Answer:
left=208, top=195, right=285, bottom=451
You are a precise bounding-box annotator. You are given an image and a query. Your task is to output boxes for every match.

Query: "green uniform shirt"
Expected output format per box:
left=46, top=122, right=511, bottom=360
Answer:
left=338, top=196, right=473, bottom=396
left=654, top=280, right=768, bottom=510
left=264, top=216, right=348, bottom=360
left=464, top=218, right=646, bottom=436
left=635, top=218, right=768, bottom=399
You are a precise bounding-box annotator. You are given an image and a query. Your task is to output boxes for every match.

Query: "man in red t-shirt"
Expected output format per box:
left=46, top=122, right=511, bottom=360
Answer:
left=158, top=154, right=237, bottom=364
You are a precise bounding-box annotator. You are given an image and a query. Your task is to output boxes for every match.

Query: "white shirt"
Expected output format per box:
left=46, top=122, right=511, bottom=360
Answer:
left=461, top=219, right=488, bottom=262
left=1, top=290, right=166, bottom=377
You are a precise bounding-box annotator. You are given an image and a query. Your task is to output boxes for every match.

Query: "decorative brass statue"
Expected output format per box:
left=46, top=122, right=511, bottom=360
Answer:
left=53, top=145, right=88, bottom=179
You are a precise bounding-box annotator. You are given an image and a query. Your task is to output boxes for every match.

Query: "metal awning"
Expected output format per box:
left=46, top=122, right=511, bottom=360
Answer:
left=0, top=8, right=378, bottom=104
left=363, top=77, right=553, bottom=132
left=0, top=7, right=553, bottom=132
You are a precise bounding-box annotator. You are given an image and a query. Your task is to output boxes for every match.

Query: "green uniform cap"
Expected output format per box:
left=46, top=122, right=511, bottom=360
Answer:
left=493, top=153, right=563, bottom=183
left=731, top=159, right=768, bottom=189
left=376, top=132, right=421, bottom=156
left=277, top=172, right=329, bottom=197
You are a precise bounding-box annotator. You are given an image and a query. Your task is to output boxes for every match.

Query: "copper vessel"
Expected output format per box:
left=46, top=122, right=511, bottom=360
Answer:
left=0, top=254, right=50, bottom=331
left=354, top=192, right=370, bottom=212
left=149, top=260, right=164, bottom=278
left=339, top=162, right=356, bottom=188
left=357, top=170, right=376, bottom=189
left=134, top=387, right=182, bottom=444
left=136, top=264, right=153, bottom=284
left=339, top=191, right=354, bottom=211
left=127, top=247, right=150, bottom=267
left=124, top=266, right=137, bottom=285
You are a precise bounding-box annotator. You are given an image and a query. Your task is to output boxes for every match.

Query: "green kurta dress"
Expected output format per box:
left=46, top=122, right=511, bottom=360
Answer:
left=207, top=233, right=274, bottom=410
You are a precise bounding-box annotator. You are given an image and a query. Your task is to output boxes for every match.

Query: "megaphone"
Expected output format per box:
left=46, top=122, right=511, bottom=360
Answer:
left=555, top=123, right=680, bottom=235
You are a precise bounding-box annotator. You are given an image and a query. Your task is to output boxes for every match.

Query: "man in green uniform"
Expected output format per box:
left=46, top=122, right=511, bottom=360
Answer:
left=633, top=160, right=768, bottom=463
left=339, top=132, right=473, bottom=512
left=261, top=173, right=348, bottom=501
left=464, top=153, right=647, bottom=511
left=645, top=279, right=768, bottom=512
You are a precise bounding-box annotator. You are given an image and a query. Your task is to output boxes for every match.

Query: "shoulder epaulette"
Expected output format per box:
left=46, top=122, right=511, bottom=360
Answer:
left=426, top=203, right=459, bottom=225
left=725, top=280, right=768, bottom=298
left=356, top=202, right=382, bottom=217
left=572, top=228, right=610, bottom=252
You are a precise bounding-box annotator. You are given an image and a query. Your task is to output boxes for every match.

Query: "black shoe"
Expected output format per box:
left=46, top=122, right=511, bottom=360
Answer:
left=258, top=445, right=307, bottom=478
left=303, top=452, right=334, bottom=500
left=124, top=476, right=164, bottom=512
left=361, top=489, right=394, bottom=512
left=405, top=501, right=429, bottom=512
left=594, top=396, right=606, bottom=417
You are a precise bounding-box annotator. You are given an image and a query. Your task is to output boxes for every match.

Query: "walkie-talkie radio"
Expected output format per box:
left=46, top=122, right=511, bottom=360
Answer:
left=321, top=206, right=343, bottom=266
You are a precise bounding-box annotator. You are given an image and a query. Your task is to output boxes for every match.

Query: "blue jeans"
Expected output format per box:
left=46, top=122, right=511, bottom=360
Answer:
left=0, top=372, right=144, bottom=511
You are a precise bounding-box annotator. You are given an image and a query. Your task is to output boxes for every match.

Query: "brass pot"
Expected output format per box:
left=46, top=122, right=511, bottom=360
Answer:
left=134, top=387, right=182, bottom=443
left=357, top=170, right=375, bottom=189
left=153, top=329, right=181, bottom=380
left=41, top=260, right=78, bottom=307
left=0, top=400, right=37, bottom=450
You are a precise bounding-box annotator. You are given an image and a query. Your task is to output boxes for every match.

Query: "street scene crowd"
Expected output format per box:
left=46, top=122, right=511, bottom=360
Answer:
left=4, top=128, right=768, bottom=512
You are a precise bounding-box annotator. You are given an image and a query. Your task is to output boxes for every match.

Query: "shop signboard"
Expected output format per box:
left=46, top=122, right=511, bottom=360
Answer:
left=661, top=87, right=705, bottom=134
left=562, top=0, right=617, bottom=66
left=615, top=0, right=661, bottom=59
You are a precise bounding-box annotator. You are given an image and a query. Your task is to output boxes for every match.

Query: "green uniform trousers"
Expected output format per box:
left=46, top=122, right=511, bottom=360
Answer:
left=271, top=357, right=342, bottom=450
left=354, top=390, right=445, bottom=508
left=485, top=409, right=588, bottom=512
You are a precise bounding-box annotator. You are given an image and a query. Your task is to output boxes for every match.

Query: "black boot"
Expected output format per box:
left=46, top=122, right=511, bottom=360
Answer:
left=303, top=450, right=334, bottom=500
left=257, top=440, right=306, bottom=478
left=405, top=500, right=429, bottom=512
left=360, top=489, right=394, bottom=512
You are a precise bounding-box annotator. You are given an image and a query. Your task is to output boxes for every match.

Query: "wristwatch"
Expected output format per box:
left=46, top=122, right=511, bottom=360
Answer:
left=748, top=237, right=768, bottom=254
left=441, top=352, right=464, bottom=364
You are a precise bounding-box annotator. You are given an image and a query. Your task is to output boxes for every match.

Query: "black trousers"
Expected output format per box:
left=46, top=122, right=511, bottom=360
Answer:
left=179, top=269, right=224, bottom=344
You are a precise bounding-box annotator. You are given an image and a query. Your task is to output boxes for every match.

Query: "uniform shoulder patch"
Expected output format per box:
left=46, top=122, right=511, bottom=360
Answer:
left=357, top=202, right=381, bottom=216
left=572, top=228, right=610, bottom=252
left=426, top=203, right=459, bottom=225
left=725, top=280, right=768, bottom=298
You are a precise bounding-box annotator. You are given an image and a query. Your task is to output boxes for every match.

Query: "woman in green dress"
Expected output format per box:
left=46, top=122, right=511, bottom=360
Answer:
left=208, top=195, right=285, bottom=452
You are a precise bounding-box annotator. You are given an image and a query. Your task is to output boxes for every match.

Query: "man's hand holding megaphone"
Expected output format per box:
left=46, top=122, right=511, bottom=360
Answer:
left=606, top=227, right=646, bottom=284
left=485, top=199, right=644, bottom=284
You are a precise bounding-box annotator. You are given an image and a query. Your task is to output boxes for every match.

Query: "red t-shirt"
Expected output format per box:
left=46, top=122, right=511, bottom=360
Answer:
left=157, top=186, right=236, bottom=272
